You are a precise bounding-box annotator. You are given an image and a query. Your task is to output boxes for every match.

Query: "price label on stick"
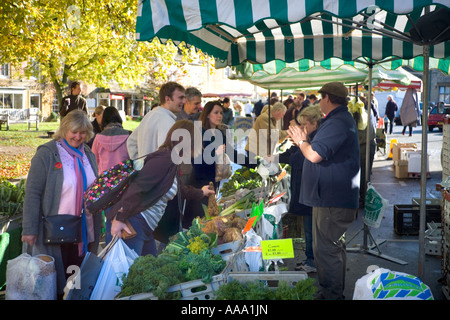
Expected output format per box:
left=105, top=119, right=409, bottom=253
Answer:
left=261, top=239, right=294, bottom=260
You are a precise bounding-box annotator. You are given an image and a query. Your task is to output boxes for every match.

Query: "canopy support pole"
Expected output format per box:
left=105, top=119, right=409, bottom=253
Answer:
left=418, top=45, right=430, bottom=279
left=347, top=60, right=407, bottom=265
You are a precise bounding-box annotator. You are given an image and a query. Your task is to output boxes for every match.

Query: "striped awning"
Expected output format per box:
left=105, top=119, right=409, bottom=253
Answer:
left=136, top=0, right=450, bottom=67
left=230, top=58, right=423, bottom=90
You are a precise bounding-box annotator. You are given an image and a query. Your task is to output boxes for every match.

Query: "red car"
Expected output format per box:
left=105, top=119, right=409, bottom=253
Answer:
left=428, top=102, right=450, bottom=132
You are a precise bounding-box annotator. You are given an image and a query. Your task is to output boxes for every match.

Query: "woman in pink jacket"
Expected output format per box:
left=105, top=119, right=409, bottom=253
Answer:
left=91, top=106, right=131, bottom=173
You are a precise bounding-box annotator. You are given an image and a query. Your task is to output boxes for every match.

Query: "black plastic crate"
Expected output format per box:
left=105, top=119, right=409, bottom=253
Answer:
left=393, top=204, right=442, bottom=235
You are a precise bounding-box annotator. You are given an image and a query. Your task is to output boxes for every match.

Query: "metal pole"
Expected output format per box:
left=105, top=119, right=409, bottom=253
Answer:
left=363, top=63, right=374, bottom=251
left=418, top=45, right=430, bottom=279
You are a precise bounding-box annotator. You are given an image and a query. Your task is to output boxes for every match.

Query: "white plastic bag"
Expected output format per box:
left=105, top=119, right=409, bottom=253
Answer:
left=244, top=229, right=263, bottom=272
left=90, top=238, right=138, bottom=300
left=6, top=253, right=57, bottom=300
left=353, top=267, right=434, bottom=300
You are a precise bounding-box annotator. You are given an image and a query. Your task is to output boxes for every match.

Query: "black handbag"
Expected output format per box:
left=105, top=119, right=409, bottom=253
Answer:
left=43, top=214, right=82, bottom=244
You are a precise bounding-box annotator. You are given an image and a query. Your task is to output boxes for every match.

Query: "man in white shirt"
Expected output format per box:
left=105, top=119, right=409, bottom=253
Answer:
left=244, top=100, right=254, bottom=117
left=127, top=82, right=186, bottom=159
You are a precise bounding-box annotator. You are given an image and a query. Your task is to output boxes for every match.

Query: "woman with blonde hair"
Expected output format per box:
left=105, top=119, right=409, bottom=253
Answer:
left=280, top=105, right=323, bottom=273
left=245, top=101, right=288, bottom=159
left=22, top=110, right=101, bottom=299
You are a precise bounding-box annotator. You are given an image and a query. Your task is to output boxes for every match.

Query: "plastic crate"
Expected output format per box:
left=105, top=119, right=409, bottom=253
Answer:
left=393, top=204, right=442, bottom=235
left=212, top=239, right=244, bottom=261
left=226, top=271, right=308, bottom=287
left=117, top=273, right=226, bottom=300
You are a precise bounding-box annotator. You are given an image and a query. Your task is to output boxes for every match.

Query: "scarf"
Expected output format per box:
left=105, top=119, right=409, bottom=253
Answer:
left=60, top=138, right=88, bottom=255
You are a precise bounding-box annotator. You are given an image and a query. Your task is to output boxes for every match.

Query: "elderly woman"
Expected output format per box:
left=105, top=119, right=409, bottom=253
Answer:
left=281, top=105, right=322, bottom=273
left=21, top=110, right=101, bottom=299
left=245, top=101, right=287, bottom=159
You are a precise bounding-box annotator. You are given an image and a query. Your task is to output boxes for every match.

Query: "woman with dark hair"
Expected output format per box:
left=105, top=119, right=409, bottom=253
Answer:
left=104, top=120, right=215, bottom=256
left=91, top=106, right=130, bottom=173
left=194, top=100, right=227, bottom=191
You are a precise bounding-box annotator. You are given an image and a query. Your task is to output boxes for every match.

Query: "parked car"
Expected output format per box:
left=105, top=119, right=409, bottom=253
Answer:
left=428, top=102, right=450, bottom=132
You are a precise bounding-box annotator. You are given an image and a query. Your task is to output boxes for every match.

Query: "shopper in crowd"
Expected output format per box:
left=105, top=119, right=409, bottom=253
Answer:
left=244, top=100, right=254, bottom=117
left=176, top=87, right=202, bottom=121
left=253, top=99, right=264, bottom=117
left=21, top=110, right=101, bottom=299
left=105, top=120, right=215, bottom=256
left=59, top=81, right=88, bottom=118
left=288, top=81, right=360, bottom=300
left=245, top=101, right=287, bottom=159
left=282, top=97, right=297, bottom=130
left=91, top=106, right=130, bottom=173
left=221, top=97, right=235, bottom=128
left=279, top=105, right=322, bottom=273
left=86, top=105, right=106, bottom=148
left=192, top=100, right=228, bottom=192
left=127, top=81, right=185, bottom=160
left=385, top=95, right=398, bottom=134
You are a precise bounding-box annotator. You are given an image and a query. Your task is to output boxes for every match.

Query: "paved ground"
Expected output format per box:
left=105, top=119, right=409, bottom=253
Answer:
left=281, top=124, right=447, bottom=300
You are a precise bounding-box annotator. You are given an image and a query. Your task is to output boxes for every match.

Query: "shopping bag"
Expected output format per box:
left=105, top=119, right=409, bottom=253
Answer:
left=6, top=253, right=57, bottom=300
left=363, top=183, right=389, bottom=228
left=353, top=267, right=434, bottom=300
left=64, top=236, right=118, bottom=300
left=84, top=159, right=137, bottom=215
left=89, top=238, right=138, bottom=300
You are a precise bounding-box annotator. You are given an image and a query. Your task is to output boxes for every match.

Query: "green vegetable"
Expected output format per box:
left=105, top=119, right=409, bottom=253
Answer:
left=215, top=278, right=317, bottom=300
left=219, top=190, right=256, bottom=216
left=220, top=168, right=262, bottom=197
left=0, top=179, right=26, bottom=218
left=119, top=218, right=225, bottom=299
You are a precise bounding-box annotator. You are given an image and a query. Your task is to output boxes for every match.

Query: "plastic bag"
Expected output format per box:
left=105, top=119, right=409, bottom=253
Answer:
left=262, top=203, right=287, bottom=240
left=6, top=253, right=57, bottom=300
left=90, top=238, right=138, bottom=300
left=353, top=267, right=434, bottom=300
left=244, top=229, right=263, bottom=272
left=364, top=183, right=389, bottom=228
left=215, top=153, right=232, bottom=182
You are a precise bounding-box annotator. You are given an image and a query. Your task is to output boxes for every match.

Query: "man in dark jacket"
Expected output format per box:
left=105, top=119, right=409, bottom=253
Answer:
left=385, top=95, right=398, bottom=134
left=60, top=81, right=88, bottom=118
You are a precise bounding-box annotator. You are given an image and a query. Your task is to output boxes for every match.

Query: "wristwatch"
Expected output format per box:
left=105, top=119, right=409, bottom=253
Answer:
left=298, top=140, right=305, bottom=146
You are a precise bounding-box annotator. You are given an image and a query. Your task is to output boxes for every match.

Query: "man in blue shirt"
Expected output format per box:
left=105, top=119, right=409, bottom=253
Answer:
left=288, top=81, right=360, bottom=300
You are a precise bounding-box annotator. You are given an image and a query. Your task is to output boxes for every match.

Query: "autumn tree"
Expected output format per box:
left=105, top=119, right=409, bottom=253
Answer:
left=0, top=0, right=206, bottom=103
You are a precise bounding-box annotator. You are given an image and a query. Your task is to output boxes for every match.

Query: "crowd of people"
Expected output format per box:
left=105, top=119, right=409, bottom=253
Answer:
left=21, top=79, right=378, bottom=300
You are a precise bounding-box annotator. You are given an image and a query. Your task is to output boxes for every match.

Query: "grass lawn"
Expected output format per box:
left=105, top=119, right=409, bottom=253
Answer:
left=0, top=119, right=141, bottom=180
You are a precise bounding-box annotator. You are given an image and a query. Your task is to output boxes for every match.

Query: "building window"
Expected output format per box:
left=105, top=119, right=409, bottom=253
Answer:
left=439, top=86, right=450, bottom=104
left=0, top=64, right=9, bottom=77
left=0, top=92, right=24, bottom=109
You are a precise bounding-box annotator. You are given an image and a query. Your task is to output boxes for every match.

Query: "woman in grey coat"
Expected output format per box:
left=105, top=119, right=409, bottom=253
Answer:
left=21, top=110, right=101, bottom=298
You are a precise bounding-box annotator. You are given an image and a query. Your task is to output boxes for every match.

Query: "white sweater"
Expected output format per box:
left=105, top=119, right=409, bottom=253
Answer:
left=127, top=106, right=177, bottom=159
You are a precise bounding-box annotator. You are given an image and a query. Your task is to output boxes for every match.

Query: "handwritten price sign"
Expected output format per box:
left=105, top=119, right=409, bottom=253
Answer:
left=261, top=239, right=294, bottom=260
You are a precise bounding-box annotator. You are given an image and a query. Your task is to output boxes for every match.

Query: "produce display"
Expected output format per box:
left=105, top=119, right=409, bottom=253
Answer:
left=0, top=179, right=25, bottom=219
left=202, top=213, right=246, bottom=245
left=220, top=167, right=262, bottom=197
left=215, top=278, right=316, bottom=300
left=119, top=218, right=226, bottom=300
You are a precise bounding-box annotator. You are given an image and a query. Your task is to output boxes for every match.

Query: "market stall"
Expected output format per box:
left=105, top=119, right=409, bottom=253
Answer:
left=134, top=0, right=450, bottom=284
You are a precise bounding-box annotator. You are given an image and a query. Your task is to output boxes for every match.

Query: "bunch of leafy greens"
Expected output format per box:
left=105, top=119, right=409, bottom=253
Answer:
left=119, top=218, right=226, bottom=299
left=220, top=168, right=262, bottom=197
left=215, top=278, right=317, bottom=300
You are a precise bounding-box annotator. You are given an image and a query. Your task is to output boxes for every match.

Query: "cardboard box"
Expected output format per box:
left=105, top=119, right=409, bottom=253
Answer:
left=401, top=148, right=420, bottom=161
left=392, top=143, right=417, bottom=161
left=394, top=160, right=409, bottom=179
left=407, top=152, right=429, bottom=173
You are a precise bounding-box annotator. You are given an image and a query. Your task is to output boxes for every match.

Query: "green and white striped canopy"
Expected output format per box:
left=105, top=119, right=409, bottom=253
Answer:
left=230, top=58, right=423, bottom=90
left=136, top=0, right=450, bottom=67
